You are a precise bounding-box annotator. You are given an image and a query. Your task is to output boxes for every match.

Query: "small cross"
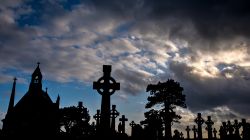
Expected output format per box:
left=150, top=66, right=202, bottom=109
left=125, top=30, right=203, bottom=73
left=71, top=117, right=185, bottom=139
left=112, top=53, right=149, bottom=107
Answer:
left=192, top=125, right=197, bottom=139
left=195, top=113, right=204, bottom=140
left=186, top=126, right=191, bottom=139
left=130, top=121, right=136, bottom=128
left=233, top=120, right=241, bottom=137
left=14, top=77, right=17, bottom=81
left=119, top=115, right=128, bottom=134
left=213, top=128, right=217, bottom=139
left=227, top=121, right=234, bottom=135
left=180, top=132, right=184, bottom=138
left=205, top=116, right=214, bottom=139
left=110, top=105, right=119, bottom=132
left=37, top=62, right=40, bottom=66
left=94, top=110, right=101, bottom=126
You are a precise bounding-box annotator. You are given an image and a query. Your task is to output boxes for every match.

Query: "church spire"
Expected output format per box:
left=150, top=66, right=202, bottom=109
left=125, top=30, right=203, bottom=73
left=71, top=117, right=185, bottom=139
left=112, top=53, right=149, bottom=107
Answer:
left=29, top=62, right=43, bottom=90
left=7, top=77, right=17, bottom=114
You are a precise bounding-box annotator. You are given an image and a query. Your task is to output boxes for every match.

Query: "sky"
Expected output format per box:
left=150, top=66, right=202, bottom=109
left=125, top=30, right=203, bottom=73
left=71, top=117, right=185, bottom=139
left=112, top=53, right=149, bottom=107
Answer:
left=1, top=0, right=250, bottom=137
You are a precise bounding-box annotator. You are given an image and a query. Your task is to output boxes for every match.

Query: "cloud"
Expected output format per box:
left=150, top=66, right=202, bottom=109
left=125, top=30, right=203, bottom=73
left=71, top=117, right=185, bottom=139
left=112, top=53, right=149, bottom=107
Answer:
left=168, top=61, right=250, bottom=116
left=1, top=0, right=250, bottom=122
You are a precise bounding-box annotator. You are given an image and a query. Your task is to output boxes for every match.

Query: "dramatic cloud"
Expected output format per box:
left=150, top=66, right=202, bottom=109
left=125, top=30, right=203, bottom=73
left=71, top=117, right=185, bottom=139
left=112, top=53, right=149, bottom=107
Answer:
left=1, top=0, right=250, bottom=127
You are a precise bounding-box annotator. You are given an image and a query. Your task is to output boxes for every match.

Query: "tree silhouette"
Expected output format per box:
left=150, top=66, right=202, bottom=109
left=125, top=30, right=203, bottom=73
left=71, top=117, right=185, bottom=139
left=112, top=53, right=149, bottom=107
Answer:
left=146, top=79, right=186, bottom=140
left=140, top=109, right=164, bottom=140
left=59, top=103, right=92, bottom=138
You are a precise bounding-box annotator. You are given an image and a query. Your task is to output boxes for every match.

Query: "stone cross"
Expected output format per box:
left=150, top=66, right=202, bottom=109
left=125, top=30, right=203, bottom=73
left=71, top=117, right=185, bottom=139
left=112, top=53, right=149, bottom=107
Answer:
left=192, top=125, right=197, bottom=139
left=93, top=110, right=101, bottom=127
left=213, top=128, right=217, bottom=139
left=130, top=121, right=136, bottom=136
left=119, top=115, right=128, bottom=134
left=194, top=113, right=204, bottom=140
left=110, top=105, right=119, bottom=132
left=227, top=121, right=234, bottom=136
left=242, top=119, right=247, bottom=140
left=186, top=126, right=191, bottom=139
left=180, top=132, right=184, bottom=139
left=233, top=120, right=241, bottom=138
left=93, top=65, right=120, bottom=135
left=219, top=122, right=227, bottom=140
left=205, top=116, right=214, bottom=140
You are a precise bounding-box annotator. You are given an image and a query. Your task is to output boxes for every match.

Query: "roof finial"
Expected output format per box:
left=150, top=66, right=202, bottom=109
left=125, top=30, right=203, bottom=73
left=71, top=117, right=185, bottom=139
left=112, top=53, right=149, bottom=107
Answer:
left=37, top=62, right=40, bottom=66
left=46, top=87, right=48, bottom=93
left=14, top=77, right=17, bottom=82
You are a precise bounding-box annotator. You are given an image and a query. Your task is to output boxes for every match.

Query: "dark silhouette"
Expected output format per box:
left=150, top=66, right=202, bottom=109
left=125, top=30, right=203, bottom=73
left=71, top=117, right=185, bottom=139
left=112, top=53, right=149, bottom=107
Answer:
left=213, top=128, right=217, bottom=139
left=2, top=63, right=59, bottom=139
left=233, top=120, right=241, bottom=139
left=93, top=65, right=120, bottom=137
left=140, top=109, right=164, bottom=140
left=186, top=126, right=191, bottom=139
left=129, top=121, right=143, bottom=140
left=2, top=63, right=250, bottom=140
left=93, top=109, right=101, bottom=132
left=219, top=122, right=227, bottom=140
left=119, top=115, right=128, bottom=134
left=58, top=102, right=91, bottom=138
left=173, top=129, right=181, bottom=140
left=205, top=116, right=214, bottom=140
left=130, top=121, right=136, bottom=136
left=195, top=113, right=204, bottom=140
left=146, top=79, right=186, bottom=140
left=192, top=125, right=198, bottom=139
left=110, top=105, right=120, bottom=133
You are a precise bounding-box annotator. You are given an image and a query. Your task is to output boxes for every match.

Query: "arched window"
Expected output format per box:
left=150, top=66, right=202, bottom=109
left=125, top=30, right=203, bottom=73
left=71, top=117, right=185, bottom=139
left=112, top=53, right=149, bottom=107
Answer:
left=34, top=76, right=39, bottom=83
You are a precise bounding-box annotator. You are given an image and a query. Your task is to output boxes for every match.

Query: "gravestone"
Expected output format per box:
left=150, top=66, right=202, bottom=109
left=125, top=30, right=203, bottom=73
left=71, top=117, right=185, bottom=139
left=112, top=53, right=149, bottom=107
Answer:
left=119, top=115, right=128, bottom=134
left=192, top=125, right=197, bottom=139
left=205, top=116, right=214, bottom=140
left=213, top=128, right=217, bottom=139
left=194, top=113, right=204, bottom=140
left=227, top=121, right=234, bottom=136
left=130, top=121, right=136, bottom=137
left=94, top=110, right=101, bottom=129
left=219, top=122, right=227, bottom=140
left=93, top=65, right=120, bottom=135
left=233, top=120, right=241, bottom=138
left=185, top=126, right=190, bottom=139
left=110, top=105, right=119, bottom=132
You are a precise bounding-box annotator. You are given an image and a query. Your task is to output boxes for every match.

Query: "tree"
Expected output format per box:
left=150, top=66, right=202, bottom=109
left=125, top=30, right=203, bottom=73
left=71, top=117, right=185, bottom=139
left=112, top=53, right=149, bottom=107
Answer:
left=146, top=79, right=186, bottom=140
left=140, top=109, right=164, bottom=140
left=59, top=102, right=92, bottom=138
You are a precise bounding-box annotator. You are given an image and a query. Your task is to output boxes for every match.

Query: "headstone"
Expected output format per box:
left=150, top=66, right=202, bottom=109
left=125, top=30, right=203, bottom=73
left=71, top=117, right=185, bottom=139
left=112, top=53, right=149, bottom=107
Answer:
left=227, top=121, right=234, bottom=136
left=180, top=132, right=184, bottom=139
left=233, top=120, right=241, bottom=138
left=93, top=110, right=101, bottom=128
left=219, top=122, right=227, bottom=140
left=130, top=121, right=136, bottom=137
left=93, top=65, right=120, bottom=135
left=205, top=116, right=214, bottom=140
left=110, top=105, right=119, bottom=132
left=185, top=126, right=191, bottom=139
left=119, top=115, right=128, bottom=134
left=194, top=113, right=204, bottom=140
left=241, top=119, right=249, bottom=140
left=192, top=125, right=197, bottom=139
left=213, top=128, right=217, bottom=139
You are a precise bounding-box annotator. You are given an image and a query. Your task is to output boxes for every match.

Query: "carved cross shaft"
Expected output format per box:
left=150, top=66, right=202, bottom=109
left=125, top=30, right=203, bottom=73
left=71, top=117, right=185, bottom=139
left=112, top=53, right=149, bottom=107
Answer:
left=93, top=65, right=120, bottom=135
left=119, top=115, right=128, bottom=134
left=110, top=105, right=119, bottom=132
